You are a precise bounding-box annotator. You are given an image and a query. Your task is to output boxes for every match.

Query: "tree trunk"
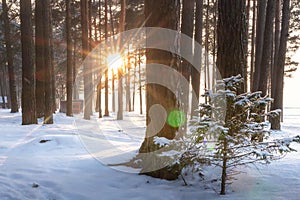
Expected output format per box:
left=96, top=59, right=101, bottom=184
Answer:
left=66, top=0, right=73, bottom=116
left=220, top=139, right=227, bottom=195
left=81, top=0, right=93, bottom=120
left=204, top=0, right=210, bottom=103
left=271, top=0, right=281, bottom=101
left=35, top=0, right=45, bottom=118
left=212, top=0, right=217, bottom=91
left=180, top=0, right=194, bottom=131
left=139, top=0, right=180, bottom=180
left=126, top=50, right=132, bottom=112
left=20, top=0, right=37, bottom=125
left=2, top=0, right=18, bottom=113
left=271, top=0, right=290, bottom=130
left=252, top=0, right=267, bottom=92
left=0, top=69, right=6, bottom=108
left=244, top=0, right=251, bottom=91
left=104, top=70, right=109, bottom=116
left=112, top=70, right=115, bottom=112
left=110, top=1, right=116, bottom=113
left=217, top=0, right=247, bottom=93
left=117, top=0, right=126, bottom=120
left=138, top=49, right=143, bottom=115
left=104, top=0, right=109, bottom=117
left=43, top=0, right=53, bottom=124
left=98, top=80, right=102, bottom=118
left=191, top=0, right=203, bottom=119
left=250, top=0, right=256, bottom=91
left=132, top=62, right=136, bottom=112
left=73, top=38, right=79, bottom=100
left=50, top=7, right=56, bottom=113
left=257, top=0, right=275, bottom=97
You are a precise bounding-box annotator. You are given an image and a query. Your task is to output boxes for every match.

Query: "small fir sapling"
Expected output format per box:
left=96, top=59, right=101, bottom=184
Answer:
left=190, top=75, right=300, bottom=195
left=153, top=75, right=299, bottom=193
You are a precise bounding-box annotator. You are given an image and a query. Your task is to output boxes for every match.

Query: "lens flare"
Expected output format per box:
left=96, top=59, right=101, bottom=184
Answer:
left=167, top=110, right=186, bottom=128
left=107, top=53, right=123, bottom=71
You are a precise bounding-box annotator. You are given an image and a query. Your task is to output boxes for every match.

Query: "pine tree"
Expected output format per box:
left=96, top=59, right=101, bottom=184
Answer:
left=138, top=0, right=181, bottom=180
left=271, top=0, right=291, bottom=130
left=2, top=0, right=18, bottom=113
left=20, top=0, right=37, bottom=125
left=190, top=75, right=300, bottom=194
left=66, top=0, right=73, bottom=117
left=81, top=0, right=93, bottom=120
left=35, top=0, right=45, bottom=118
left=216, top=0, right=247, bottom=93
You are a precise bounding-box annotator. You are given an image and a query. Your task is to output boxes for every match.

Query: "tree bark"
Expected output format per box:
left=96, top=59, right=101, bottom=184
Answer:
left=117, top=0, right=126, bottom=120
left=35, top=0, right=45, bottom=118
left=66, top=0, right=73, bottom=116
left=252, top=0, right=267, bottom=92
left=217, top=0, right=247, bottom=93
left=81, top=0, right=93, bottom=119
left=250, top=0, right=256, bottom=91
left=257, top=0, right=275, bottom=97
left=180, top=0, right=194, bottom=130
left=43, top=0, right=53, bottom=124
left=271, top=0, right=290, bottom=130
left=138, top=49, right=143, bottom=115
left=50, top=7, right=56, bottom=113
left=191, top=0, right=203, bottom=119
left=104, top=0, right=109, bottom=117
left=271, top=0, right=281, bottom=101
left=20, top=0, right=37, bottom=125
left=2, top=0, right=18, bottom=113
left=126, top=55, right=132, bottom=112
left=139, top=0, right=180, bottom=180
left=0, top=69, right=6, bottom=108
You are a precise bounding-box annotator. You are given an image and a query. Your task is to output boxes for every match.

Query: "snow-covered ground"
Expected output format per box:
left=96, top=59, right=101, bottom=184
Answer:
left=0, top=108, right=299, bottom=200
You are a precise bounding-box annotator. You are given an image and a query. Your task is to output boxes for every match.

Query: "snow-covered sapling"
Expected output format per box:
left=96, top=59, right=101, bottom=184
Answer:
left=190, top=75, right=300, bottom=195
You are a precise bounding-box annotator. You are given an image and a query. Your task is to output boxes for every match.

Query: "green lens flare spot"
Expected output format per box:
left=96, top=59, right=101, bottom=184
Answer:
left=167, top=110, right=186, bottom=128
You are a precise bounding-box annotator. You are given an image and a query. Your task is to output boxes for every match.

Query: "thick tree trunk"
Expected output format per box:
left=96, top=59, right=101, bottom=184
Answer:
left=271, top=0, right=290, bottom=130
left=2, top=0, right=18, bottom=113
left=217, top=0, right=247, bottom=92
left=138, top=0, right=180, bottom=180
left=20, top=0, right=37, bottom=125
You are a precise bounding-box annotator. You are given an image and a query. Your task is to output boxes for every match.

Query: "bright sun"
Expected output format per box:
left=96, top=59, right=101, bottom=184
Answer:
left=107, top=53, right=123, bottom=71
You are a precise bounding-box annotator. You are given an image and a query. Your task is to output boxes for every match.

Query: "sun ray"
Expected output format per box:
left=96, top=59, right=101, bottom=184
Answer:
left=107, top=53, right=123, bottom=71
